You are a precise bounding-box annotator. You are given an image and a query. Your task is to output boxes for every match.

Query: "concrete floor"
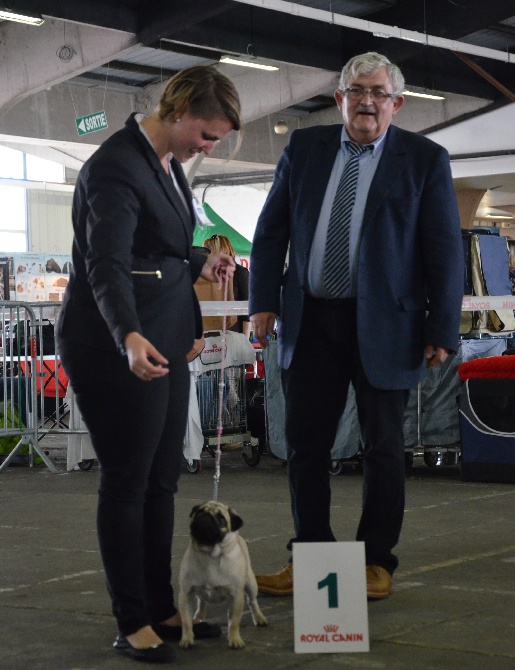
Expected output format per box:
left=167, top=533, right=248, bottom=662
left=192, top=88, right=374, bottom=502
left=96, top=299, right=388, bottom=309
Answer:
left=1, top=443, right=514, bottom=670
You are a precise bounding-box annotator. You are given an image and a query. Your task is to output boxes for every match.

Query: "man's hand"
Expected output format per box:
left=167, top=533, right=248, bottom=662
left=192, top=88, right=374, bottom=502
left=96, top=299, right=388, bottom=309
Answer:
left=200, top=252, right=235, bottom=285
left=425, top=344, right=450, bottom=368
left=125, top=331, right=169, bottom=381
left=250, top=311, right=277, bottom=348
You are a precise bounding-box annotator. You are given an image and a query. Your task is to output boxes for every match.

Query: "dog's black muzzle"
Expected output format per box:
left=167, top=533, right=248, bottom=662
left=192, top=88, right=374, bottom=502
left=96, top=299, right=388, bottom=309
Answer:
left=190, top=511, right=227, bottom=546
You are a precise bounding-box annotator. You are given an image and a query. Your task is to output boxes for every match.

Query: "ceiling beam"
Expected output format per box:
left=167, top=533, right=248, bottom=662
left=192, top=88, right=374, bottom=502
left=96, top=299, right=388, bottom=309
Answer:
left=168, top=7, right=511, bottom=99
left=228, top=0, right=514, bottom=65
left=368, top=0, right=515, bottom=39
left=148, top=40, right=222, bottom=62
left=488, top=22, right=515, bottom=38
left=137, top=0, right=233, bottom=44
left=7, top=0, right=139, bottom=31
left=453, top=52, right=515, bottom=103
left=106, top=60, right=177, bottom=79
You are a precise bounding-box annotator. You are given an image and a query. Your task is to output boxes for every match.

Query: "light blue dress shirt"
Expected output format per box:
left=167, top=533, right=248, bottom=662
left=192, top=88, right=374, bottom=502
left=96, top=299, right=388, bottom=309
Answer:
left=307, top=126, right=386, bottom=298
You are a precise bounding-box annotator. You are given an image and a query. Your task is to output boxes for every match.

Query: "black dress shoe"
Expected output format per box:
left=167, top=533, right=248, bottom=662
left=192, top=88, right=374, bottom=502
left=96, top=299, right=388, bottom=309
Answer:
left=113, top=635, right=176, bottom=663
left=153, top=621, right=222, bottom=641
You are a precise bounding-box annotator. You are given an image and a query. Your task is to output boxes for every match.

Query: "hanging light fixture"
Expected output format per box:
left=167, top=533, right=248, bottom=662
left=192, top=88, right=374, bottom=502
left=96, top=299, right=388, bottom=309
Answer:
left=0, top=7, right=44, bottom=25
left=274, top=120, right=289, bottom=135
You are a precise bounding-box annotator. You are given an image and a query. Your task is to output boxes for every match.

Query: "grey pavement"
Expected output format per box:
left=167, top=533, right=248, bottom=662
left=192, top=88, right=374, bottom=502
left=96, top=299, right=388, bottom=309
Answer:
left=1, top=443, right=514, bottom=670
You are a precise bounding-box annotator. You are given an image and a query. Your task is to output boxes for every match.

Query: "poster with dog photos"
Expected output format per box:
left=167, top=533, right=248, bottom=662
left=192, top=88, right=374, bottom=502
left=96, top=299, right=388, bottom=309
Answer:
left=0, top=252, right=72, bottom=302
left=12, top=253, right=46, bottom=302
left=44, top=254, right=71, bottom=301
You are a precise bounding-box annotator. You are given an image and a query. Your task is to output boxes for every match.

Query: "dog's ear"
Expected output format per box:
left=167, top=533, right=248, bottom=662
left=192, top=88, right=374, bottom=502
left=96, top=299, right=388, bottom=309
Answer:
left=229, top=509, right=243, bottom=531
left=190, top=504, right=202, bottom=518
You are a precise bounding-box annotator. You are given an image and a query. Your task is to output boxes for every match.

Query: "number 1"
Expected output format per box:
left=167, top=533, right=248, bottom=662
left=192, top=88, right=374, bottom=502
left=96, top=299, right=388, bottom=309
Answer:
left=318, top=572, right=338, bottom=608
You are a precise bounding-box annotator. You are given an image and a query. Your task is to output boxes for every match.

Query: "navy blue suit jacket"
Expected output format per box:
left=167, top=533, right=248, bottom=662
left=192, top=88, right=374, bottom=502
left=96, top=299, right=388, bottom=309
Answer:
left=249, top=124, right=464, bottom=390
left=57, top=113, right=205, bottom=360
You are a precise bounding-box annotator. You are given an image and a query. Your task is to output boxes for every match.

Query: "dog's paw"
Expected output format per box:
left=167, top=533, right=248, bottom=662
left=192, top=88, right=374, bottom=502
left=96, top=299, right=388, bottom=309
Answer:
left=228, top=634, right=245, bottom=649
left=251, top=608, right=268, bottom=627
left=179, top=636, right=195, bottom=649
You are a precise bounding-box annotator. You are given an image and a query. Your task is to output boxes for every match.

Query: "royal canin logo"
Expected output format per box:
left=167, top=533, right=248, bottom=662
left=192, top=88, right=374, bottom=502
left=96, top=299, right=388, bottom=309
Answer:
left=299, top=624, right=364, bottom=643
left=204, top=345, right=222, bottom=354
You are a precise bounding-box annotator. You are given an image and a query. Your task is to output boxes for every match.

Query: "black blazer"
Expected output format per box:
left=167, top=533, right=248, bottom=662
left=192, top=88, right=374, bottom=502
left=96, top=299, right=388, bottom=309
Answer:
left=57, top=113, right=206, bottom=360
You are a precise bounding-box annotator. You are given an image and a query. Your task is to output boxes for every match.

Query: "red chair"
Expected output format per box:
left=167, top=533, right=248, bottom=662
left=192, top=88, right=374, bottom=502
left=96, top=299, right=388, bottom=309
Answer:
left=18, top=357, right=70, bottom=428
left=19, top=357, right=69, bottom=398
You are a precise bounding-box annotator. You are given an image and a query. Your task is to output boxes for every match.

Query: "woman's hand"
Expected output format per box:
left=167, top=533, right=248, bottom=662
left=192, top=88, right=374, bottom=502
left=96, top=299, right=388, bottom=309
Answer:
left=200, top=252, right=235, bottom=286
left=124, top=332, right=169, bottom=381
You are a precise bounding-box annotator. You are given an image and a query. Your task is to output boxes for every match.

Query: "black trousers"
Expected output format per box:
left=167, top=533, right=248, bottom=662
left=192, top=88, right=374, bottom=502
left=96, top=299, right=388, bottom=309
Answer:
left=59, top=341, right=189, bottom=636
left=282, top=296, right=409, bottom=574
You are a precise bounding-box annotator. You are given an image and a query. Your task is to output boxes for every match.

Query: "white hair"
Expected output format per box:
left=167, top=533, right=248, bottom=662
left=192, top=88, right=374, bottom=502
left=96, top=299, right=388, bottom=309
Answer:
left=339, top=52, right=405, bottom=95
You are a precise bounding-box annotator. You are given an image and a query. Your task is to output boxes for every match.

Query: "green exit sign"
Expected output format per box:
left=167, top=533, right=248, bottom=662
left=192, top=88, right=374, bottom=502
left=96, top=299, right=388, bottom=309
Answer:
left=76, top=111, right=108, bottom=136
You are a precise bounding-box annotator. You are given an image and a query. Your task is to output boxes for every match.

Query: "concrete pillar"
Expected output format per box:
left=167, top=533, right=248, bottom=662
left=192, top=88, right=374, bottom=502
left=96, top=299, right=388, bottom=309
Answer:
left=455, top=188, right=486, bottom=229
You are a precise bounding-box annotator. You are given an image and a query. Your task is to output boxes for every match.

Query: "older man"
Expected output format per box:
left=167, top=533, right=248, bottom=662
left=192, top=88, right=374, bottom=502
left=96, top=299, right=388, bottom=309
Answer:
left=249, top=52, right=463, bottom=600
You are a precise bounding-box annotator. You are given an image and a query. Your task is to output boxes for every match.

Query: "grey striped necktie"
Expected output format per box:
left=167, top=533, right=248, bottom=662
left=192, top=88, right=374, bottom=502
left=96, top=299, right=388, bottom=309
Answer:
left=323, top=141, right=373, bottom=297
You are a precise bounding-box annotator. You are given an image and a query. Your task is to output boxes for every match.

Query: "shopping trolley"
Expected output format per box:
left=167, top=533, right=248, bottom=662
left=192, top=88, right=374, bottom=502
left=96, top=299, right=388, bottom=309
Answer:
left=184, top=330, right=259, bottom=473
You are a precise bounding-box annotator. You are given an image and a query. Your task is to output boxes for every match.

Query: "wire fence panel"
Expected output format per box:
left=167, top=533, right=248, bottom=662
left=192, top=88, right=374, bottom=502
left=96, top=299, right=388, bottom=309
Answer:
left=0, top=301, right=91, bottom=473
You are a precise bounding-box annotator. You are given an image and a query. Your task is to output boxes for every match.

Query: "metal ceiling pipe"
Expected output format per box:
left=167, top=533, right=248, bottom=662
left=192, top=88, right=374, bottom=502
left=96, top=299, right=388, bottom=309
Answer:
left=230, top=0, right=514, bottom=65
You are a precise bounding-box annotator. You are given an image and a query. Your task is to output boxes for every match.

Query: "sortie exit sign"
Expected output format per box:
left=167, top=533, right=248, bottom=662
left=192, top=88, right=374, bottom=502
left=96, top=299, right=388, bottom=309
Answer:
left=75, top=111, right=108, bottom=136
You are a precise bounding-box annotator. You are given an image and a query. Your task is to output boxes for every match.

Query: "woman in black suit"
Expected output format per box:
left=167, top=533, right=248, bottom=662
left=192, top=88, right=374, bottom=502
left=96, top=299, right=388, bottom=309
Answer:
left=56, top=66, right=241, bottom=663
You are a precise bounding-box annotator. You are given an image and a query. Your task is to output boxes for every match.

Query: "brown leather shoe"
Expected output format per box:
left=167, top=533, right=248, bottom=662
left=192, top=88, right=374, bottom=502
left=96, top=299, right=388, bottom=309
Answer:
left=366, top=565, right=392, bottom=600
left=256, top=563, right=293, bottom=596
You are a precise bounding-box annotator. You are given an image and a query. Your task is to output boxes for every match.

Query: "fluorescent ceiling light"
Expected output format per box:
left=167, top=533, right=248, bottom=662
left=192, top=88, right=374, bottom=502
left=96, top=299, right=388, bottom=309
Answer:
left=399, top=35, right=427, bottom=44
left=484, top=213, right=514, bottom=219
left=220, top=56, right=278, bottom=71
left=403, top=90, right=445, bottom=100
left=0, top=7, right=44, bottom=25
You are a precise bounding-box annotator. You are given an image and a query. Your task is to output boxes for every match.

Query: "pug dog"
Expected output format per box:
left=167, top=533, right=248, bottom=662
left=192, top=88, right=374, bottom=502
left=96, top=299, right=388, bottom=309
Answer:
left=178, top=501, right=268, bottom=649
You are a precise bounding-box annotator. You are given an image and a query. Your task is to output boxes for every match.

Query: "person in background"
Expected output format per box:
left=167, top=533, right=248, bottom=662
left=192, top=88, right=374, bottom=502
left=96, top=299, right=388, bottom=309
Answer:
left=507, top=239, right=515, bottom=295
left=203, top=233, right=251, bottom=338
left=193, top=239, right=237, bottom=332
left=56, top=65, right=240, bottom=663
left=249, top=52, right=463, bottom=601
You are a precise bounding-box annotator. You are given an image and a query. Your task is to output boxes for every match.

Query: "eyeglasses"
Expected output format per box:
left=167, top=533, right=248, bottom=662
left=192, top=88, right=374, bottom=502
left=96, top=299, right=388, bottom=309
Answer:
left=209, top=234, right=219, bottom=240
left=342, top=87, right=398, bottom=102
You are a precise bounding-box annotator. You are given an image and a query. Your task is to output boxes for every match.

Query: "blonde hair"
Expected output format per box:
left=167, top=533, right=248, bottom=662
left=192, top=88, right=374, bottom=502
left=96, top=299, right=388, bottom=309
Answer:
left=158, top=65, right=241, bottom=131
left=203, top=234, right=236, bottom=258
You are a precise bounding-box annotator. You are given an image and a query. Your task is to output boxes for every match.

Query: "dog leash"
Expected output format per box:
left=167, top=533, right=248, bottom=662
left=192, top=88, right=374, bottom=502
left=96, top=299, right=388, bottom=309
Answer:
left=213, top=277, right=229, bottom=502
